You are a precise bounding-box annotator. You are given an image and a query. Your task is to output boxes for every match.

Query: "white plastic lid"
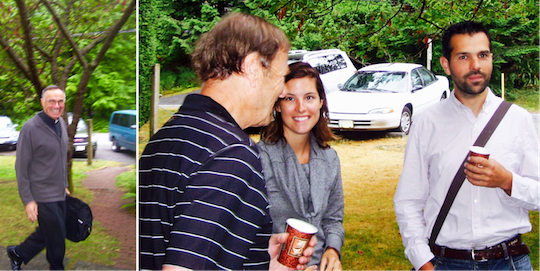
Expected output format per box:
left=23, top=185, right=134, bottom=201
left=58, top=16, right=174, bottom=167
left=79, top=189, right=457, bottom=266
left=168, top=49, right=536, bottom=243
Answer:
left=286, top=218, right=318, bottom=234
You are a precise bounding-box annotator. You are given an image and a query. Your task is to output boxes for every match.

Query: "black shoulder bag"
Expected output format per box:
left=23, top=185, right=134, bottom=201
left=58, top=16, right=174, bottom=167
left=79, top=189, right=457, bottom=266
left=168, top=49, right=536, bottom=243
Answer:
left=428, top=100, right=512, bottom=249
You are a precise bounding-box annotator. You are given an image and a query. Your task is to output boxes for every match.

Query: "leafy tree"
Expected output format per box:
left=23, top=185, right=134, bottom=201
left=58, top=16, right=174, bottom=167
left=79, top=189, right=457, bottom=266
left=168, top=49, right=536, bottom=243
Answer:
left=0, top=0, right=136, bottom=191
left=139, top=0, right=227, bottom=125
left=139, top=0, right=537, bottom=126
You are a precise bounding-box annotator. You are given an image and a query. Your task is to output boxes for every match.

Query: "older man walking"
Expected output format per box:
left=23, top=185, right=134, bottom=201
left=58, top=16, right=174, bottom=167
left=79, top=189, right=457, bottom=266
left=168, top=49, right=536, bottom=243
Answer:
left=8, top=85, right=70, bottom=270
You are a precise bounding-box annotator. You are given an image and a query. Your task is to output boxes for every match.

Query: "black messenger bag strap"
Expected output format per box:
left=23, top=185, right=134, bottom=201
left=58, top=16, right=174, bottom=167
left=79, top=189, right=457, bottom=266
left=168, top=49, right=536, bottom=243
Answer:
left=428, top=100, right=512, bottom=249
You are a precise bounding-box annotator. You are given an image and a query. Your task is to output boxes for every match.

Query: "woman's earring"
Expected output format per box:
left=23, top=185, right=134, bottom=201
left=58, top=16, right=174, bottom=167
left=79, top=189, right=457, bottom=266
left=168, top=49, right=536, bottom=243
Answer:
left=272, top=110, right=278, bottom=121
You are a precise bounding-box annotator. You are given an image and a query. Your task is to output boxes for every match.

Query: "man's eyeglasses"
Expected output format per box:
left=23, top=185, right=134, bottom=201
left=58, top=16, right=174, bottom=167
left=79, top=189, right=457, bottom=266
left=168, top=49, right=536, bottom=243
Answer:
left=46, top=100, right=65, bottom=106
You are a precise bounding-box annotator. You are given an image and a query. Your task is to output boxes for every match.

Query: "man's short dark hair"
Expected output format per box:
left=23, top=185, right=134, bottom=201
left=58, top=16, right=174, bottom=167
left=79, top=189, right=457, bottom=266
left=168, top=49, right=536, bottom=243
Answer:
left=191, top=12, right=290, bottom=82
left=441, top=21, right=491, bottom=61
left=41, top=85, right=65, bottom=98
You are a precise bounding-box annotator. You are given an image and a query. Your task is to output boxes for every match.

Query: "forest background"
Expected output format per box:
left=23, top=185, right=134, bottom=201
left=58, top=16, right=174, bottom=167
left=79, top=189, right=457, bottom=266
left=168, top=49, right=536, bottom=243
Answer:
left=0, top=0, right=136, bottom=132
left=139, top=0, right=539, bottom=126
left=138, top=0, right=539, bottom=269
left=0, top=0, right=136, bottom=190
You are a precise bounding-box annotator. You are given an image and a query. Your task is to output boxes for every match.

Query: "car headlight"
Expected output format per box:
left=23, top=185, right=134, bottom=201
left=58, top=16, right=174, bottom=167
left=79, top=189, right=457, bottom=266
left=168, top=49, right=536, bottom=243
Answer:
left=368, top=107, right=395, bottom=114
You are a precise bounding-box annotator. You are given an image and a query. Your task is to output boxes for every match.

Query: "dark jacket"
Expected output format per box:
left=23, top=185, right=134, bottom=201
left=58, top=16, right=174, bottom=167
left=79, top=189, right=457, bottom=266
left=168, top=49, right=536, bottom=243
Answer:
left=15, top=112, right=68, bottom=205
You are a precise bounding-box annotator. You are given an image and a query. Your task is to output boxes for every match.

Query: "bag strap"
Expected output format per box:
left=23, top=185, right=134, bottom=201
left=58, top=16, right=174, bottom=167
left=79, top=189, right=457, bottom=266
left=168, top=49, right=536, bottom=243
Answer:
left=428, top=100, right=512, bottom=249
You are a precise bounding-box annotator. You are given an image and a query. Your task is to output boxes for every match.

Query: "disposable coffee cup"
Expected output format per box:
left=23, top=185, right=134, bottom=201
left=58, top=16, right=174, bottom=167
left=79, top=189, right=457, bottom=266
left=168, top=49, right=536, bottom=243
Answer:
left=469, top=146, right=490, bottom=159
left=278, top=218, right=318, bottom=268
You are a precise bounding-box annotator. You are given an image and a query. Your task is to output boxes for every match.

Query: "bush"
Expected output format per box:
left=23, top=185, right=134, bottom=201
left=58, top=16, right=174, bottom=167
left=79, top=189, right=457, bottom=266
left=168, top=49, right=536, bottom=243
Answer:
left=115, top=168, right=136, bottom=209
left=160, top=66, right=199, bottom=92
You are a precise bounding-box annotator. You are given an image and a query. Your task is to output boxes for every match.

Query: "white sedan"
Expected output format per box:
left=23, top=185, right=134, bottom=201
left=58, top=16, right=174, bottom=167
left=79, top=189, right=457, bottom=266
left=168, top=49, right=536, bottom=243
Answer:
left=327, top=63, right=450, bottom=134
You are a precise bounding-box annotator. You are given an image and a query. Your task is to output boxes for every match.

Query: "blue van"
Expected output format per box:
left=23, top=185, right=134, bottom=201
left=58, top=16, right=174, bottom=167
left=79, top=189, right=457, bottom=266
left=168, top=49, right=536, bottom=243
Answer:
left=109, top=110, right=136, bottom=152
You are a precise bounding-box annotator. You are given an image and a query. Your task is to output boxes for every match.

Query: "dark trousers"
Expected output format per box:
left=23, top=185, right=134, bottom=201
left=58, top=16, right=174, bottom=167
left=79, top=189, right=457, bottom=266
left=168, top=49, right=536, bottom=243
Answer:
left=16, top=201, right=67, bottom=270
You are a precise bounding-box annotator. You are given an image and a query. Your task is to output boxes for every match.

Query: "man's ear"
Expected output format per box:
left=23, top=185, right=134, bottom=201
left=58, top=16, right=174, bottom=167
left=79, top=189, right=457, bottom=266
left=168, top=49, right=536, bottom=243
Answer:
left=242, top=52, right=261, bottom=88
left=440, top=56, right=451, bottom=75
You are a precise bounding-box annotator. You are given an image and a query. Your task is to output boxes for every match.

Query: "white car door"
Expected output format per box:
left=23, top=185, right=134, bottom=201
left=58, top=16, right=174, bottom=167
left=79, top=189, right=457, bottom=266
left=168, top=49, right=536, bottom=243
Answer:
left=409, top=68, right=433, bottom=115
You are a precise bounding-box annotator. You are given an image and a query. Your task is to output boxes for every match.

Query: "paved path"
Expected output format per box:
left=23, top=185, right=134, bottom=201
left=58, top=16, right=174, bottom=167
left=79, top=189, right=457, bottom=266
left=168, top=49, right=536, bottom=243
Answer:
left=159, top=89, right=200, bottom=111
left=0, top=166, right=136, bottom=270
left=83, top=166, right=136, bottom=270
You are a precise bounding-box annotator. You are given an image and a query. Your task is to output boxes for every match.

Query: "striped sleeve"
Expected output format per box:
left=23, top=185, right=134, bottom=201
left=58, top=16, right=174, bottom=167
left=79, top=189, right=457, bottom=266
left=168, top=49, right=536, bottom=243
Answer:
left=139, top=139, right=272, bottom=270
left=165, top=144, right=271, bottom=270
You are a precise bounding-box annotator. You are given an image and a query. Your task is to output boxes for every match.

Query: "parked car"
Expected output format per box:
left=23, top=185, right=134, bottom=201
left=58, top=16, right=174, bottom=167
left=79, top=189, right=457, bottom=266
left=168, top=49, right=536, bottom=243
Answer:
left=68, top=113, right=97, bottom=157
left=0, top=116, right=19, bottom=150
left=288, top=49, right=358, bottom=93
left=327, top=63, right=450, bottom=134
left=109, top=110, right=136, bottom=152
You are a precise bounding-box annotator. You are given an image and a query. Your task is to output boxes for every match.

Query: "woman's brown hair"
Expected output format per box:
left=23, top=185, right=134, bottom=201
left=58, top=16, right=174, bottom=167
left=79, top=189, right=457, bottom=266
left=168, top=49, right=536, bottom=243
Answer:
left=261, top=62, right=339, bottom=148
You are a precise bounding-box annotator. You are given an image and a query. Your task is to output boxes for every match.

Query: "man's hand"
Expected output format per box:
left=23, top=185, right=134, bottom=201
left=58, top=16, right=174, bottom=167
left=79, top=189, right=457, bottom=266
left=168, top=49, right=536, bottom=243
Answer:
left=465, top=156, right=513, bottom=195
left=269, top=233, right=318, bottom=270
left=162, top=265, right=190, bottom=271
left=320, top=247, right=341, bottom=271
left=419, top=261, right=434, bottom=270
left=66, top=187, right=71, bottom=196
left=25, top=201, right=38, bottom=223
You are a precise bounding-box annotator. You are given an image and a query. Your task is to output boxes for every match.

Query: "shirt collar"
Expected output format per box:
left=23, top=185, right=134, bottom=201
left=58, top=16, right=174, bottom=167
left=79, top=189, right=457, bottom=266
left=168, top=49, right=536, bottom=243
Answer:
left=449, top=87, right=496, bottom=114
left=181, top=94, right=240, bottom=128
left=38, top=111, right=59, bottom=126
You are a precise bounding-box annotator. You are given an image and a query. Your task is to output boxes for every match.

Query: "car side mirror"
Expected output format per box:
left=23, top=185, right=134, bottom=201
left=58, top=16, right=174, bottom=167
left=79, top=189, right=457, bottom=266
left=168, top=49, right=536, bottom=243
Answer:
left=13, top=124, right=18, bottom=129
left=337, top=83, right=343, bottom=89
left=130, top=124, right=136, bottom=129
left=412, top=85, right=423, bottom=92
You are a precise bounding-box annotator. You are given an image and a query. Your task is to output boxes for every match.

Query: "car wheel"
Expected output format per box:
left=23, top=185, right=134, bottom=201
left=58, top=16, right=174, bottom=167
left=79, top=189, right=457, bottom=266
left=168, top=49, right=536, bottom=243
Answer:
left=399, top=107, right=412, bottom=134
left=111, top=138, right=120, bottom=152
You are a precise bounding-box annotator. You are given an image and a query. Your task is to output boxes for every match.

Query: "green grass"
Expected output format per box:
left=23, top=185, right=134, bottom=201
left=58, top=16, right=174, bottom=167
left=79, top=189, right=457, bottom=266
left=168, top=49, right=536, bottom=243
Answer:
left=138, top=88, right=539, bottom=269
left=0, top=157, right=125, bottom=269
left=506, top=87, right=539, bottom=112
left=332, top=139, right=539, bottom=270
left=161, top=86, right=199, bottom=97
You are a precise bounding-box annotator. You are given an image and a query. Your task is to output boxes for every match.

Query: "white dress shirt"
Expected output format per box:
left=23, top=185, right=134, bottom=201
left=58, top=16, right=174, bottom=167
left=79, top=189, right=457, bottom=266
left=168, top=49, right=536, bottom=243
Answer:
left=394, top=89, right=539, bottom=270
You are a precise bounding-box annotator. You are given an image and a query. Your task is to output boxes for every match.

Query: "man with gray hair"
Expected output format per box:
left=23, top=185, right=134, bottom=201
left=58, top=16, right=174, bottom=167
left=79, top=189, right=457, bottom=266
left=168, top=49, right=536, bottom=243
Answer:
left=139, top=13, right=314, bottom=271
left=7, top=85, right=70, bottom=270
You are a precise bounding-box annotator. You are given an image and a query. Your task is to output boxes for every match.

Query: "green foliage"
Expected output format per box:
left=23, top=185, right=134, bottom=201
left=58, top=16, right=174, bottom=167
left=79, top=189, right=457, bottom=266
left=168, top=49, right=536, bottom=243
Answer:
left=161, top=67, right=199, bottom=91
left=139, top=0, right=159, bottom=126
left=0, top=157, right=123, bottom=267
left=115, top=167, right=136, bottom=209
left=139, top=1, right=223, bottom=125
left=0, top=0, right=136, bottom=129
left=139, top=0, right=538, bottom=127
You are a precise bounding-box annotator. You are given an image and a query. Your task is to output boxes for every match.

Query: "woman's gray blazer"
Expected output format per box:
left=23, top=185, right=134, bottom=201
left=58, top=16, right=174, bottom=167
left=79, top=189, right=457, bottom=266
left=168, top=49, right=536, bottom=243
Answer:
left=257, top=136, right=345, bottom=266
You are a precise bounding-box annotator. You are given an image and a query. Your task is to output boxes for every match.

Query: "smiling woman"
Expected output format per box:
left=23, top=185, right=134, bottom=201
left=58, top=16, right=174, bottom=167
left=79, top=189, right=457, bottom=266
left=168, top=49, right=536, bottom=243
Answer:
left=258, top=62, right=345, bottom=269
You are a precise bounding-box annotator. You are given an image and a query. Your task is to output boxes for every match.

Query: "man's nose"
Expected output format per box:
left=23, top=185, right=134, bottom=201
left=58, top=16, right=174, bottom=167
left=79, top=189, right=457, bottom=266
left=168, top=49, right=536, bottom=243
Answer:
left=470, top=56, right=481, bottom=71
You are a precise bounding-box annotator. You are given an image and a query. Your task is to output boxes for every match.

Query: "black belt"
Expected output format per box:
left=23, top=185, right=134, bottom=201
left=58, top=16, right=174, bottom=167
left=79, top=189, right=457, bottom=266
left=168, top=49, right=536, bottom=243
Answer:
left=431, top=235, right=531, bottom=261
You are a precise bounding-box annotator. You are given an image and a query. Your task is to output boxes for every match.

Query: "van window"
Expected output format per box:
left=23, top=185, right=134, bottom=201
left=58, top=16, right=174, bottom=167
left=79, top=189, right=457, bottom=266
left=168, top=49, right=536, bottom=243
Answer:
left=112, top=114, right=122, bottom=126
left=127, top=115, right=135, bottom=127
left=114, top=113, right=136, bottom=128
left=308, top=54, right=348, bottom=75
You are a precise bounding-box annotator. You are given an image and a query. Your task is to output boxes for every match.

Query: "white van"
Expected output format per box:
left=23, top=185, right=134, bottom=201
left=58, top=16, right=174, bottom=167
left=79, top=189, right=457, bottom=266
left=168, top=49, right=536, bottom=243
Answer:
left=288, top=49, right=358, bottom=93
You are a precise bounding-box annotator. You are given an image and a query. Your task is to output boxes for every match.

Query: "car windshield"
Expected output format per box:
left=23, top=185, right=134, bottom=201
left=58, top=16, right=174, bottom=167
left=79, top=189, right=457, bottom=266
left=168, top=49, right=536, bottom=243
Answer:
left=67, top=114, right=88, bottom=133
left=0, top=118, right=13, bottom=129
left=342, top=71, right=407, bottom=93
